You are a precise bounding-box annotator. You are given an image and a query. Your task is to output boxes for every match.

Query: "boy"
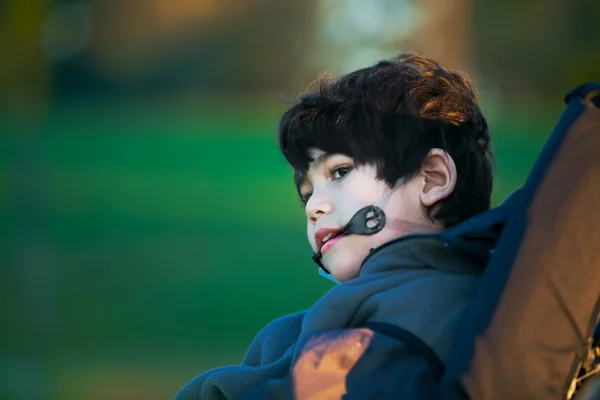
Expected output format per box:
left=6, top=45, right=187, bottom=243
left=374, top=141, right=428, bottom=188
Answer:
left=175, top=52, right=494, bottom=399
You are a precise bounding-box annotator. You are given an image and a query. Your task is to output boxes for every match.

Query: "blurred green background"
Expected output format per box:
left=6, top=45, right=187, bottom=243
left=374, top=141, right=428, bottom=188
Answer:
left=1, top=1, right=599, bottom=399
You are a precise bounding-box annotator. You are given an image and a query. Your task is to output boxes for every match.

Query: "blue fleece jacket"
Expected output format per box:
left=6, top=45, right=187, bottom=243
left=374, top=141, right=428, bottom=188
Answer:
left=175, top=233, right=488, bottom=400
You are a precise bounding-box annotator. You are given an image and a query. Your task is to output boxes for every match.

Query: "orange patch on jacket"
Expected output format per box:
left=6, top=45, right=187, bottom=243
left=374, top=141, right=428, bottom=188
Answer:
left=292, top=328, right=374, bottom=399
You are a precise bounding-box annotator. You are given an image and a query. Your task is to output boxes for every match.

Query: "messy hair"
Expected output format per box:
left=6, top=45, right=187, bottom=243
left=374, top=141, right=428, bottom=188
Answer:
left=278, top=51, right=494, bottom=227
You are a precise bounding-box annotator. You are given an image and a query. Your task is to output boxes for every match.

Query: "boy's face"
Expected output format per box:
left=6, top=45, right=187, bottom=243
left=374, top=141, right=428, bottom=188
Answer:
left=299, top=148, right=431, bottom=282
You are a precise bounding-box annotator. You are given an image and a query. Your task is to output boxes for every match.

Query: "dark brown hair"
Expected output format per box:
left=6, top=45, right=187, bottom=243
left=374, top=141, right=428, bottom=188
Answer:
left=278, top=52, right=494, bottom=227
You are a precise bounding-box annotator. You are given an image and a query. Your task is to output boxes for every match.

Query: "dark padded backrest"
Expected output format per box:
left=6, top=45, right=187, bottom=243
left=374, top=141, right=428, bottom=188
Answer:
left=440, top=83, right=600, bottom=400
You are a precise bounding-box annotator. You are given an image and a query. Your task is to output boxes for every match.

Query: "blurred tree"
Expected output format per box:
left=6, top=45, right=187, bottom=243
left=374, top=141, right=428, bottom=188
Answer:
left=308, top=0, right=422, bottom=77
left=52, top=0, right=320, bottom=97
left=404, top=0, right=473, bottom=73
left=306, top=0, right=476, bottom=88
left=472, top=0, right=600, bottom=108
left=0, top=0, right=50, bottom=111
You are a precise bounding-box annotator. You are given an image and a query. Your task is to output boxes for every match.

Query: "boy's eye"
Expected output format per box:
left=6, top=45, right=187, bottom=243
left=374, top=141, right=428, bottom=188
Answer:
left=332, top=166, right=352, bottom=180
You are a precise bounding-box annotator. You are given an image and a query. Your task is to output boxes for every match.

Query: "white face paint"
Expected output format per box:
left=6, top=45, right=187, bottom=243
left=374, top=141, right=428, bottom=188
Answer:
left=299, top=148, right=434, bottom=282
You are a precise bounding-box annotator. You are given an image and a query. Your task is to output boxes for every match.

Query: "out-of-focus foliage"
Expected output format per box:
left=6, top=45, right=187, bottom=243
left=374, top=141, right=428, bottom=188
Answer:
left=473, top=0, right=600, bottom=107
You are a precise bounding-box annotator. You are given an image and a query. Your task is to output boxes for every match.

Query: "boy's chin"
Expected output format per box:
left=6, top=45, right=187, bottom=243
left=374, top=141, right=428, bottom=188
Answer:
left=324, top=251, right=364, bottom=282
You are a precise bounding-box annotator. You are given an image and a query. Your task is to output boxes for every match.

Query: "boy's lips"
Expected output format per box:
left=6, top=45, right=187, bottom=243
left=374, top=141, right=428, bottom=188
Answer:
left=315, top=227, right=344, bottom=252
left=320, top=233, right=346, bottom=255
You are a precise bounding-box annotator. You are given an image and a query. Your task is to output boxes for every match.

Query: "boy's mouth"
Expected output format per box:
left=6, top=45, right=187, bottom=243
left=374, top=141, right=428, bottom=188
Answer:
left=322, top=231, right=339, bottom=242
left=315, top=228, right=344, bottom=252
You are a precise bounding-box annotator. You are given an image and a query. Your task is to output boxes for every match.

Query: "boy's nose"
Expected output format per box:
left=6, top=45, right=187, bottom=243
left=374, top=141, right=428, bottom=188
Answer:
left=306, top=195, right=333, bottom=224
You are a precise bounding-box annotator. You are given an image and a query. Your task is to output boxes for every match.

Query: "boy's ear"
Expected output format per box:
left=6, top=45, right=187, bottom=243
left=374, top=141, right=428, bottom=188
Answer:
left=419, top=149, right=457, bottom=207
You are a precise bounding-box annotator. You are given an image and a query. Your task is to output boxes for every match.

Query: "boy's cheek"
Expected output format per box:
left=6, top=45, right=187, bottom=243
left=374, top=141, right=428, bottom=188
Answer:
left=307, top=235, right=317, bottom=251
left=306, top=227, right=316, bottom=250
